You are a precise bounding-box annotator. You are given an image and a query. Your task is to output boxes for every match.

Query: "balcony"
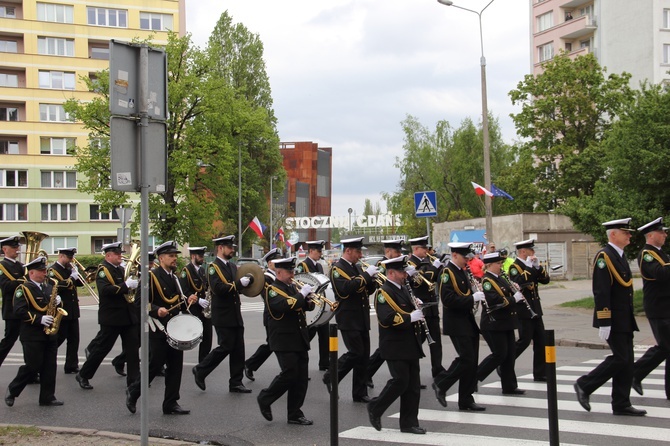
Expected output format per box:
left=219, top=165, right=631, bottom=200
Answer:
left=560, top=14, right=596, bottom=39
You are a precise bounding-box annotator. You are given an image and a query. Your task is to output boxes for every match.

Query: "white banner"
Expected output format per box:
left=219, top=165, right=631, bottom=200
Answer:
left=285, top=213, right=402, bottom=230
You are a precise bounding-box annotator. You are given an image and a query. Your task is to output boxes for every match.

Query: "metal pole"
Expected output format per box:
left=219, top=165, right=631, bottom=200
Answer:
left=270, top=177, right=273, bottom=248
left=238, top=143, right=242, bottom=256
left=545, top=329, right=559, bottom=445
left=138, top=44, right=150, bottom=446
left=426, top=217, right=431, bottom=246
left=329, top=323, right=338, bottom=446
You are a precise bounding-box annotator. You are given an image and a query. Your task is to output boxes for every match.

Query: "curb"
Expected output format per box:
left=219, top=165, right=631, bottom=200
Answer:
left=0, top=424, right=193, bottom=445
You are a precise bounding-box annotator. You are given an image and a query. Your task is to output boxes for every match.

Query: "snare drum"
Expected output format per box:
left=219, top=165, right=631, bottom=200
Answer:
left=165, top=314, right=203, bottom=351
left=294, top=272, right=338, bottom=327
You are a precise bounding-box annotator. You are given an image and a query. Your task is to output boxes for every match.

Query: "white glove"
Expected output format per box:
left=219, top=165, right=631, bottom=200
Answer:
left=410, top=309, right=425, bottom=322
left=120, top=261, right=127, bottom=269
left=513, top=291, right=524, bottom=303
left=240, top=276, right=250, bottom=287
left=432, top=258, right=443, bottom=269
left=198, top=298, right=210, bottom=308
left=415, top=298, right=423, bottom=306
left=55, top=295, right=62, bottom=306
left=473, top=291, right=485, bottom=302
left=125, top=278, right=139, bottom=289
left=404, top=266, right=418, bottom=277
left=70, top=270, right=80, bottom=281
left=299, top=284, right=314, bottom=298
left=531, top=257, right=540, bottom=268
left=365, top=265, right=379, bottom=276
left=41, top=315, right=54, bottom=326
left=598, top=326, right=611, bottom=342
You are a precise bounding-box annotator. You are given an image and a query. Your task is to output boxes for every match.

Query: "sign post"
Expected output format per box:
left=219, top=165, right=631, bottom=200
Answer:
left=414, top=191, right=437, bottom=243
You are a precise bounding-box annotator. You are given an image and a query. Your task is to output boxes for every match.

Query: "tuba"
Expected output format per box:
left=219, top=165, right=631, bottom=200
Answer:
left=44, top=278, right=68, bottom=335
left=22, top=231, right=49, bottom=264
left=123, top=242, right=141, bottom=303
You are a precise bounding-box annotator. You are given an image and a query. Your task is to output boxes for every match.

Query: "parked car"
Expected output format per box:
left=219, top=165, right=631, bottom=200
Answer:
left=236, top=257, right=261, bottom=266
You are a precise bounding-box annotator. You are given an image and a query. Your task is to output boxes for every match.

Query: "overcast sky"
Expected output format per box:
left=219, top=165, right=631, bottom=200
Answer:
left=185, top=0, right=530, bottom=218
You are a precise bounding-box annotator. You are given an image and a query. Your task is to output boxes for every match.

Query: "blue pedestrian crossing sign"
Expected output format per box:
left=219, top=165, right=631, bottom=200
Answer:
left=414, top=191, right=437, bottom=217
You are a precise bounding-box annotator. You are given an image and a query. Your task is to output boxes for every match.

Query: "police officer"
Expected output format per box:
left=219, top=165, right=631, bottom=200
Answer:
left=0, top=236, right=24, bottom=367
left=574, top=218, right=646, bottom=416
left=180, top=246, right=212, bottom=363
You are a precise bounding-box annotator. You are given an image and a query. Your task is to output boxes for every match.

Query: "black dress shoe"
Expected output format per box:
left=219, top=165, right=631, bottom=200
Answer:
left=29, top=375, right=40, bottom=385
left=75, top=373, right=93, bottom=390
left=257, top=396, right=272, bottom=421
left=244, top=365, right=255, bottom=381
left=229, top=384, right=252, bottom=393
left=367, top=405, right=381, bottom=431
left=502, top=388, right=525, bottom=395
left=5, top=388, right=15, bottom=407
left=431, top=383, right=447, bottom=408
left=287, top=416, right=313, bottom=425
left=365, top=380, right=374, bottom=389
left=400, top=426, right=426, bottom=434
left=322, top=373, right=332, bottom=394
left=64, top=367, right=79, bottom=375
left=39, top=399, right=64, bottom=406
left=192, top=367, right=205, bottom=391
left=125, top=389, right=136, bottom=414
left=613, top=406, right=647, bottom=416
left=113, top=363, right=126, bottom=377
left=573, top=382, right=590, bottom=412
left=419, top=383, right=427, bottom=390
left=164, top=405, right=190, bottom=415
left=632, top=378, right=643, bottom=396
left=459, top=402, right=486, bottom=411
left=353, top=395, right=372, bottom=403
left=533, top=377, right=547, bottom=382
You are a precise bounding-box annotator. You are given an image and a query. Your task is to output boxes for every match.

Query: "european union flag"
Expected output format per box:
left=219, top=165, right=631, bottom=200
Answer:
left=491, top=184, right=514, bottom=200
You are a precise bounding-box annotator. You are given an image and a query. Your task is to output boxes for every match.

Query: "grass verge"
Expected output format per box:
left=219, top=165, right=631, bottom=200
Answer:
left=559, top=289, right=645, bottom=315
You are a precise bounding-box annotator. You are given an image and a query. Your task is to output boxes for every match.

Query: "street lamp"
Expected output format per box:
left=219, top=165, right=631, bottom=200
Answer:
left=437, top=0, right=495, bottom=244
left=269, top=176, right=277, bottom=248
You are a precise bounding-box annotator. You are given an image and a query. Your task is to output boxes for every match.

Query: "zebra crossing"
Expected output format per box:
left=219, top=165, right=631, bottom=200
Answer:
left=340, top=353, right=669, bottom=445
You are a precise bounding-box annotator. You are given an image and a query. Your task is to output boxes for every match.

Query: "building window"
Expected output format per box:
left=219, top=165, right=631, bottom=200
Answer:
left=140, top=12, right=173, bottom=31
left=0, top=203, right=27, bottom=221
left=43, top=237, right=77, bottom=255
left=89, top=205, right=119, bottom=221
left=0, top=6, right=16, bottom=18
left=0, top=170, right=27, bottom=187
left=578, top=5, right=593, bottom=18
left=537, top=12, right=553, bottom=32
left=87, top=7, right=127, bottom=27
left=41, top=203, right=77, bottom=221
left=41, top=170, right=76, bottom=188
left=0, top=140, right=19, bottom=154
left=92, top=237, right=115, bottom=253
left=664, top=44, right=670, bottom=64
left=39, top=71, right=75, bottom=90
left=0, top=73, right=18, bottom=87
left=36, top=3, right=73, bottom=23
left=664, top=9, right=670, bottom=29
left=0, top=40, right=17, bottom=53
left=40, top=137, right=74, bottom=155
left=38, top=37, right=74, bottom=57
left=0, top=107, right=18, bottom=121
left=39, top=104, right=69, bottom=122
left=539, top=43, right=554, bottom=62
left=580, top=39, right=590, bottom=49
left=89, top=45, right=109, bottom=60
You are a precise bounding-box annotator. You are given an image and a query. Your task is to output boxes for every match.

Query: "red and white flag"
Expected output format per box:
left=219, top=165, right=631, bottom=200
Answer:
left=471, top=181, right=494, bottom=197
left=248, top=216, right=266, bottom=238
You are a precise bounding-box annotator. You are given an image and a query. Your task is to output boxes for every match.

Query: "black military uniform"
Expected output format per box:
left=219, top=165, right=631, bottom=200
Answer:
left=575, top=218, right=645, bottom=416
left=633, top=218, right=670, bottom=398
left=49, top=248, right=83, bottom=373
left=476, top=252, right=522, bottom=394
left=325, top=237, right=377, bottom=401
left=366, top=254, right=390, bottom=386
left=367, top=256, right=425, bottom=434
left=509, top=239, right=550, bottom=382
left=433, top=243, right=483, bottom=410
left=5, top=257, right=62, bottom=407
left=0, top=236, right=24, bottom=367
left=180, top=247, right=212, bottom=363
left=77, top=242, right=139, bottom=389
left=257, top=257, right=315, bottom=425
left=407, top=236, right=444, bottom=377
left=127, top=241, right=191, bottom=415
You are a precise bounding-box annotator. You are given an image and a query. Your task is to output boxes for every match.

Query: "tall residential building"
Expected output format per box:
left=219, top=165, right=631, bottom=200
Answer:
left=0, top=0, right=185, bottom=256
left=532, top=0, right=670, bottom=86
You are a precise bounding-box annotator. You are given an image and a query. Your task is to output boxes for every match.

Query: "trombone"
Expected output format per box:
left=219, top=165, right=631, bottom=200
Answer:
left=359, top=261, right=386, bottom=287
left=72, top=257, right=100, bottom=303
left=292, top=279, right=339, bottom=311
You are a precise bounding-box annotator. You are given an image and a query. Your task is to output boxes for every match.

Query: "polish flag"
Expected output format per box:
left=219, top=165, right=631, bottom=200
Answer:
left=471, top=182, right=494, bottom=197
left=248, top=216, right=266, bottom=238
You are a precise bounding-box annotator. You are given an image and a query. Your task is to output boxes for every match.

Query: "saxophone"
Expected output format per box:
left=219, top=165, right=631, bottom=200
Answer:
left=202, top=287, right=212, bottom=319
left=123, top=242, right=141, bottom=303
left=44, top=278, right=68, bottom=335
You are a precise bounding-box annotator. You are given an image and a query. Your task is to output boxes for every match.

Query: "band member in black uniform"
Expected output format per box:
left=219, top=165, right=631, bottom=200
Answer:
left=476, top=252, right=525, bottom=395
left=126, top=241, right=198, bottom=415
left=633, top=218, right=670, bottom=398
left=509, top=239, right=551, bottom=382
left=367, top=255, right=426, bottom=434
left=407, top=236, right=445, bottom=378
left=297, top=240, right=329, bottom=371
left=5, top=256, right=63, bottom=407
left=76, top=242, right=139, bottom=390
left=0, top=236, right=24, bottom=367
left=180, top=246, right=212, bottom=363
left=193, top=235, right=255, bottom=393
left=245, top=248, right=282, bottom=381
left=432, top=242, right=485, bottom=411
left=323, top=237, right=378, bottom=402
left=257, top=257, right=315, bottom=425
left=574, top=218, right=646, bottom=416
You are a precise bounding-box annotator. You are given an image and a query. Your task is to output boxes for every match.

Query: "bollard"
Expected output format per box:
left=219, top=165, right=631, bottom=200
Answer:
left=329, top=323, right=338, bottom=446
left=545, top=329, right=559, bottom=446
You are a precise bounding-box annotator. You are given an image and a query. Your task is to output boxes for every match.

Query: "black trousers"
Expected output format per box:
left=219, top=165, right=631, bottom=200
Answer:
left=368, top=358, right=420, bottom=430
left=515, top=317, right=546, bottom=380
left=424, top=316, right=445, bottom=377
left=129, top=336, right=184, bottom=411
left=245, top=325, right=271, bottom=373
left=257, top=350, right=309, bottom=420
left=326, top=329, right=369, bottom=399
left=478, top=329, right=518, bottom=392
left=367, top=348, right=385, bottom=381
left=308, top=323, right=330, bottom=370
left=634, top=317, right=670, bottom=397
left=195, top=326, right=245, bottom=387
left=198, top=317, right=213, bottom=364
left=435, top=335, right=479, bottom=406
left=0, top=319, right=21, bottom=366
left=577, top=331, right=634, bottom=411
left=8, top=337, right=58, bottom=404
left=79, top=324, right=140, bottom=386
left=57, top=318, right=80, bottom=372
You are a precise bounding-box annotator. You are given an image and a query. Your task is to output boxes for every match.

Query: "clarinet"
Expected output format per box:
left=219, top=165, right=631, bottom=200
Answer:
left=404, top=280, right=435, bottom=345
left=465, top=265, right=495, bottom=322
left=501, top=271, right=538, bottom=319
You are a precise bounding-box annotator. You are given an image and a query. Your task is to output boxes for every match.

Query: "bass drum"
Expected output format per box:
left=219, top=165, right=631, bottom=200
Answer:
left=165, top=314, right=203, bottom=351
left=294, top=272, right=337, bottom=327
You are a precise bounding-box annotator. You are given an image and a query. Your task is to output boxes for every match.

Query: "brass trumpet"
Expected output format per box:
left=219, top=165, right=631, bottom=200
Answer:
left=406, top=260, right=436, bottom=292
left=359, top=261, right=386, bottom=287
left=72, top=257, right=100, bottom=303
left=292, top=279, right=339, bottom=312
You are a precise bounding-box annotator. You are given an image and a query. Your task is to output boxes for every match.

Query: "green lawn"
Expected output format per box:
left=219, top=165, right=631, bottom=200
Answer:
left=559, top=289, right=645, bottom=315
